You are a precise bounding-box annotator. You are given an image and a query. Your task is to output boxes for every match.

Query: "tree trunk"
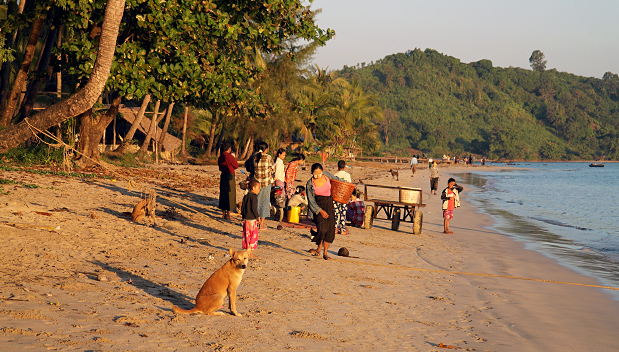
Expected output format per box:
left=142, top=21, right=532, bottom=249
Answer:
left=77, top=93, right=121, bottom=159
left=115, top=93, right=150, bottom=153
left=0, top=0, right=27, bottom=110
left=138, top=99, right=161, bottom=155
left=157, top=102, right=174, bottom=157
left=240, top=135, right=253, bottom=160
left=19, top=24, right=58, bottom=119
left=215, top=122, right=225, bottom=154
left=0, top=15, right=46, bottom=126
left=0, top=0, right=126, bottom=153
left=181, top=106, right=188, bottom=155
left=205, top=110, right=219, bottom=157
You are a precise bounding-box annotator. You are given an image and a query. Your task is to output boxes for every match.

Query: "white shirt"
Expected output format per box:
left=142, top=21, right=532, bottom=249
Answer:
left=410, top=157, right=418, bottom=165
left=333, top=170, right=352, bottom=183
left=273, top=157, right=285, bottom=182
left=288, top=194, right=308, bottom=207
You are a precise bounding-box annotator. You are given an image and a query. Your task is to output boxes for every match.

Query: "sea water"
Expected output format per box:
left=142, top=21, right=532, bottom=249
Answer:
left=453, top=162, right=619, bottom=296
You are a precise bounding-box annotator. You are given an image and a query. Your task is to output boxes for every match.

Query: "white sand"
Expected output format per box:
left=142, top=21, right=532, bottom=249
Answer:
left=0, top=162, right=618, bottom=351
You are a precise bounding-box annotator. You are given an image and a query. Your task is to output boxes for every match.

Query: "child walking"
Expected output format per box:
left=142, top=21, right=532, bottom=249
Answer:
left=241, top=179, right=261, bottom=257
left=440, top=178, right=463, bottom=234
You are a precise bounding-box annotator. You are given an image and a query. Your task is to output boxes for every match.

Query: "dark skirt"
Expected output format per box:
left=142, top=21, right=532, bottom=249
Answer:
left=218, top=172, right=236, bottom=211
left=313, top=195, right=336, bottom=244
left=430, top=177, right=439, bottom=191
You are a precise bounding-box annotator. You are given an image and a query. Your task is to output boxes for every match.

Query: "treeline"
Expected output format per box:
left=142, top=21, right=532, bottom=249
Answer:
left=0, top=0, right=383, bottom=162
left=337, top=48, right=619, bottom=160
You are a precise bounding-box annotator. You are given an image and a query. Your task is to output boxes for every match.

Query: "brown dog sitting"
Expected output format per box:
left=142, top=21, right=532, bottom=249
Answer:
left=172, top=249, right=250, bottom=316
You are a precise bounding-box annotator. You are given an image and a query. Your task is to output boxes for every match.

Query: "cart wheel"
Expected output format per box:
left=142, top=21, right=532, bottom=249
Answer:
left=413, top=210, right=423, bottom=235
left=391, top=208, right=401, bottom=231
left=363, top=205, right=374, bottom=229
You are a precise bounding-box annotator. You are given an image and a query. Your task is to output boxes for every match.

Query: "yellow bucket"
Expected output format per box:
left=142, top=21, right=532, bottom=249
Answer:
left=287, top=206, right=301, bottom=223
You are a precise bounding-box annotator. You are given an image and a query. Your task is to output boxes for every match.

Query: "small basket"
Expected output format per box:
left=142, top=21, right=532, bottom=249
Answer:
left=399, top=189, right=421, bottom=204
left=330, top=179, right=356, bottom=204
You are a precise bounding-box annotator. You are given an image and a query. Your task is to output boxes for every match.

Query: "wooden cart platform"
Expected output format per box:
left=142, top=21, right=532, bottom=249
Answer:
left=363, top=184, right=425, bottom=234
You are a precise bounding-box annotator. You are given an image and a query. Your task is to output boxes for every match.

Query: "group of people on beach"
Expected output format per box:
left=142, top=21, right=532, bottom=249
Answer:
left=217, top=141, right=365, bottom=260
left=219, top=141, right=464, bottom=259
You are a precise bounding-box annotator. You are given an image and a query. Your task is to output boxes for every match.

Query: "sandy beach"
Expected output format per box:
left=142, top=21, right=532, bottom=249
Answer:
left=1, top=161, right=619, bottom=351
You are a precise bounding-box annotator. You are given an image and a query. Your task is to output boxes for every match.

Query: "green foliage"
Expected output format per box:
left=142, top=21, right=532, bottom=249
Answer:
left=100, top=152, right=142, bottom=168
left=0, top=164, right=105, bottom=179
left=337, top=48, right=619, bottom=160
left=0, top=143, right=65, bottom=166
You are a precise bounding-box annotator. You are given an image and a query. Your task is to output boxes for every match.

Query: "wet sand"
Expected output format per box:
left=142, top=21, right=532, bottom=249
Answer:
left=1, top=162, right=618, bottom=351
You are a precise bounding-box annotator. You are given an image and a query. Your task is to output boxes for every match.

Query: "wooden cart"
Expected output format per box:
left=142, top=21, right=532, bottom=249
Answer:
left=363, top=184, right=425, bottom=234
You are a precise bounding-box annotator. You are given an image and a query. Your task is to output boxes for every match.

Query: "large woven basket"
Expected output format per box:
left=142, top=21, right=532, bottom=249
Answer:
left=399, top=188, right=421, bottom=204
left=330, top=179, right=356, bottom=204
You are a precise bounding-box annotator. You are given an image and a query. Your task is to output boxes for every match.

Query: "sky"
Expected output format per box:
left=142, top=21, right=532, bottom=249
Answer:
left=310, top=0, right=619, bottom=78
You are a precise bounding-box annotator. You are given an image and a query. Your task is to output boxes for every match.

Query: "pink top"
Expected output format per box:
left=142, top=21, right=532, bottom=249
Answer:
left=313, top=176, right=331, bottom=196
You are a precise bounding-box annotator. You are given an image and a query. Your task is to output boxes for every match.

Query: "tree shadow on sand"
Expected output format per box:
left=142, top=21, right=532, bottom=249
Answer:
left=89, top=260, right=194, bottom=310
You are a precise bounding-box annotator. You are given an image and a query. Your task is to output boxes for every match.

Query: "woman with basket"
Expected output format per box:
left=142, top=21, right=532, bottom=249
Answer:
left=306, top=163, right=352, bottom=260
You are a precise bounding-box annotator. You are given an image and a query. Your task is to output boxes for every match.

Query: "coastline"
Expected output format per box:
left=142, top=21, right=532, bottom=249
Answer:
left=0, top=162, right=618, bottom=350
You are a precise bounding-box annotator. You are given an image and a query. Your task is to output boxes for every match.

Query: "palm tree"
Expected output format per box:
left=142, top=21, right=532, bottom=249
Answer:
left=0, top=0, right=126, bottom=153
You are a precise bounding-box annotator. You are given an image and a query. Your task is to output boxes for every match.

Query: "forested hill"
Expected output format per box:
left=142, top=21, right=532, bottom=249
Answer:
left=336, top=48, right=619, bottom=160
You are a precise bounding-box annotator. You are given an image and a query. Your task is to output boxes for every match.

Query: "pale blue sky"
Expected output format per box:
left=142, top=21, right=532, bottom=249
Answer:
left=311, top=0, right=619, bottom=78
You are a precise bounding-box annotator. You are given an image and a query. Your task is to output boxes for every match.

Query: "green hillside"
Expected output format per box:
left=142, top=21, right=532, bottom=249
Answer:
left=337, top=48, right=619, bottom=160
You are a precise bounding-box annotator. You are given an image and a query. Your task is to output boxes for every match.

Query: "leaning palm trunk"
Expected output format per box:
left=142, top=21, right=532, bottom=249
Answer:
left=157, top=102, right=174, bottom=158
left=115, top=93, right=150, bottom=153
left=138, top=99, right=162, bottom=155
left=0, top=0, right=127, bottom=153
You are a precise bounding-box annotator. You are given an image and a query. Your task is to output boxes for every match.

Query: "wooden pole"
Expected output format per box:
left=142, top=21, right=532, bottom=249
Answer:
left=181, top=105, right=188, bottom=155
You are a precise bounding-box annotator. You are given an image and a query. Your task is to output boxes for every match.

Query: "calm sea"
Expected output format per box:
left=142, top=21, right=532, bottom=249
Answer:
left=454, top=162, right=619, bottom=297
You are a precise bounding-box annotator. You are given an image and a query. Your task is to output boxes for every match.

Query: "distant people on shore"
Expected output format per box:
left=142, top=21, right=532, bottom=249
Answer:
left=410, top=155, right=418, bottom=176
left=441, top=177, right=463, bottom=234
left=284, top=154, right=306, bottom=200
left=217, top=142, right=239, bottom=220
left=429, top=162, right=440, bottom=195
left=333, top=160, right=352, bottom=235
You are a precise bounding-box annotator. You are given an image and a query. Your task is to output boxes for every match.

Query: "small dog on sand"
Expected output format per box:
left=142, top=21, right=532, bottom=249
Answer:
left=389, top=169, right=399, bottom=181
left=172, top=249, right=250, bottom=316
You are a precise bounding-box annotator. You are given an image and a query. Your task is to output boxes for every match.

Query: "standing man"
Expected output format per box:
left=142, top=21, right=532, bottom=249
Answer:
left=410, top=155, right=418, bottom=176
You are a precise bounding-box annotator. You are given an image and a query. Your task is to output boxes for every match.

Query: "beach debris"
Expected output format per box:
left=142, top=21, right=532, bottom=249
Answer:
left=1, top=221, right=59, bottom=231
left=437, top=342, right=462, bottom=349
left=35, top=211, right=53, bottom=216
left=124, top=322, right=139, bottom=328
left=96, top=274, right=109, bottom=282
left=277, top=225, right=283, bottom=230
left=12, top=211, right=23, bottom=216
left=428, top=296, right=445, bottom=301
left=338, top=247, right=349, bottom=257
left=164, top=207, right=184, bottom=220
left=290, top=330, right=327, bottom=340
left=90, top=212, right=99, bottom=219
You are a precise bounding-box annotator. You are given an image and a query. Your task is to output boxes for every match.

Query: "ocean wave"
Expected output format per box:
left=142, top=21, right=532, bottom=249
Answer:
left=529, top=216, right=591, bottom=231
